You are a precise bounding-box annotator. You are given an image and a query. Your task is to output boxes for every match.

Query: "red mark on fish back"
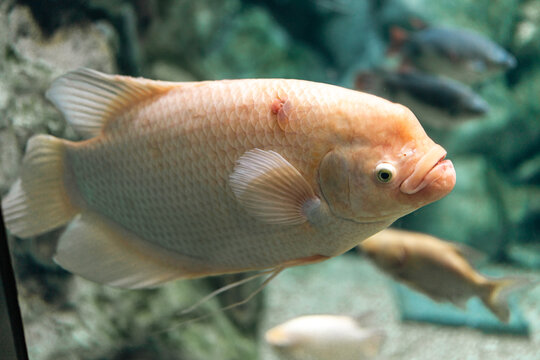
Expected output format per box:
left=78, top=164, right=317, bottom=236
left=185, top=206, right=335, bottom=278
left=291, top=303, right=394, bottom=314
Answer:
left=271, top=98, right=284, bottom=115
left=271, top=97, right=291, bottom=131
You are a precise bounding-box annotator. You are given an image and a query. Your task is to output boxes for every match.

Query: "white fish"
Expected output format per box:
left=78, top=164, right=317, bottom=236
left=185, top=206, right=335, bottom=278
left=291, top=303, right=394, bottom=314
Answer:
left=265, top=314, right=385, bottom=360
left=1, top=69, right=456, bottom=289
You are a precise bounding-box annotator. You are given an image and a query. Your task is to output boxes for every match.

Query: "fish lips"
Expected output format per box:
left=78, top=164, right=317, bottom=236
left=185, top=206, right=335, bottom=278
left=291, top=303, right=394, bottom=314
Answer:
left=400, top=145, right=455, bottom=195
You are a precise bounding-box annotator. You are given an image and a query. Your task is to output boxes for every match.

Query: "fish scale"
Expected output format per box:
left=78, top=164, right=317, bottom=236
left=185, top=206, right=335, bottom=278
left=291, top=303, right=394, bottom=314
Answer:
left=67, top=80, right=331, bottom=265
left=1, top=69, right=456, bottom=288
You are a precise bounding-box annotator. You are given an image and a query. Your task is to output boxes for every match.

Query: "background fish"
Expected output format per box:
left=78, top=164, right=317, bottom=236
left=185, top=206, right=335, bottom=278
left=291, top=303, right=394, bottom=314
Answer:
left=355, top=70, right=490, bottom=128
left=265, top=314, right=385, bottom=360
left=390, top=26, right=517, bottom=84
left=1, top=68, right=455, bottom=289
left=359, top=228, right=529, bottom=322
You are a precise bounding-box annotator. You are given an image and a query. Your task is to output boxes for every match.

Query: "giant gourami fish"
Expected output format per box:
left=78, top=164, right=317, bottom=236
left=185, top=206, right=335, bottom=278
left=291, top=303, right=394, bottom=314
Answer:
left=1, top=69, right=456, bottom=289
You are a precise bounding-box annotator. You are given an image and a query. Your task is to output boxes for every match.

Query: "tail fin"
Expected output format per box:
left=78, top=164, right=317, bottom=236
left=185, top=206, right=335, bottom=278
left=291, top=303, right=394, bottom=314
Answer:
left=481, top=278, right=531, bottom=323
left=1, top=135, right=78, bottom=237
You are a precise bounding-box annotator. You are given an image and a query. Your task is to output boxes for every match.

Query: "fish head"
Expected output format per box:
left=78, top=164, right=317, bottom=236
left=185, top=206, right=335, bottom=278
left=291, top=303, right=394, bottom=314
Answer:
left=459, top=92, right=490, bottom=116
left=482, top=44, right=517, bottom=70
left=319, top=103, right=456, bottom=223
left=265, top=324, right=294, bottom=349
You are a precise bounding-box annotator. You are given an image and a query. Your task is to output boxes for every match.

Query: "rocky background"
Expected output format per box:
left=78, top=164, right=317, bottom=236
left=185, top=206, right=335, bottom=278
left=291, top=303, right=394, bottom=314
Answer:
left=0, top=0, right=539, bottom=359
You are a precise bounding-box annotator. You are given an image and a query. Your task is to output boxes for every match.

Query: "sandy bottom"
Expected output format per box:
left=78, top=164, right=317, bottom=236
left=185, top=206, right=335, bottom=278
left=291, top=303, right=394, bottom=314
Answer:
left=259, top=255, right=540, bottom=360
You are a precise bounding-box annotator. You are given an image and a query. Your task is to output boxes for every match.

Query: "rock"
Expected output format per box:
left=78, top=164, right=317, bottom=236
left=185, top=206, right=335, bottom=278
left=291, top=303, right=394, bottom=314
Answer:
left=8, top=6, right=117, bottom=73
left=0, top=129, right=21, bottom=195
left=20, top=277, right=257, bottom=360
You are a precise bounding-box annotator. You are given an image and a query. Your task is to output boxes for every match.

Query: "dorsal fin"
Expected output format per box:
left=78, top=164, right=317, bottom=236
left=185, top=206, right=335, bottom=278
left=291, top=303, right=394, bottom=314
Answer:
left=46, top=68, right=178, bottom=138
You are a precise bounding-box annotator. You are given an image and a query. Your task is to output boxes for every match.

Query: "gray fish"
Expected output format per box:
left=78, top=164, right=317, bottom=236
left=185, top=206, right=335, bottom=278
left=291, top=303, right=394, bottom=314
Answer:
left=390, top=26, right=517, bottom=84
left=355, top=70, right=489, bottom=127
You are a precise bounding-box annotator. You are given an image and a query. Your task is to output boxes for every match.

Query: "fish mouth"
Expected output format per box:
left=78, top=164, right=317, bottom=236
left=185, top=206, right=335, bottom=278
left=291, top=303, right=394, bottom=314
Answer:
left=400, top=144, right=450, bottom=195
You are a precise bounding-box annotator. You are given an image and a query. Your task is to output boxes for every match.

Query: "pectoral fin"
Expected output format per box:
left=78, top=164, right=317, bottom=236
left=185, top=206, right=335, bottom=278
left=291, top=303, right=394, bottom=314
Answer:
left=229, top=149, right=324, bottom=225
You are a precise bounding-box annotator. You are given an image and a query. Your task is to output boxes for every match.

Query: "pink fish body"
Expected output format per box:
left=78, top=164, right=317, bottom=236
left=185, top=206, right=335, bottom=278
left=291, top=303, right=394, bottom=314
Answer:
left=1, top=69, right=455, bottom=288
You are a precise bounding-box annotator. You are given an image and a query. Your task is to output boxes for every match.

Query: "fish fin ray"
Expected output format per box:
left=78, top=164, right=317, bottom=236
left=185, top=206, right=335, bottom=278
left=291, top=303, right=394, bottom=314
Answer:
left=46, top=68, right=177, bottom=138
left=1, top=135, right=78, bottom=237
left=229, top=149, right=321, bottom=225
left=481, top=277, right=532, bottom=323
left=178, top=270, right=275, bottom=317
left=53, top=211, right=211, bottom=288
left=169, top=267, right=284, bottom=329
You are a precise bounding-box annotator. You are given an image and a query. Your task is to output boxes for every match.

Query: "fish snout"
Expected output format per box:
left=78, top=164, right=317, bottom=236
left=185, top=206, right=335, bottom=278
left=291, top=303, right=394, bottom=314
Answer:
left=400, top=145, right=453, bottom=195
left=502, top=54, right=517, bottom=69
left=491, top=50, right=517, bottom=69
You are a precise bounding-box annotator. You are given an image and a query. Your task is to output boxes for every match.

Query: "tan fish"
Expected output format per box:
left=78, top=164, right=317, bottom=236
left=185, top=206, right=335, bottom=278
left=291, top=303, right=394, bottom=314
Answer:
left=360, top=228, right=527, bottom=322
left=1, top=69, right=456, bottom=289
left=265, top=314, right=385, bottom=360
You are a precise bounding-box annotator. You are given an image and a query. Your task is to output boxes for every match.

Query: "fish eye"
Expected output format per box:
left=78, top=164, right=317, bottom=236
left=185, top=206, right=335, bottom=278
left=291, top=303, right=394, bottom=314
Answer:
left=375, top=163, right=396, bottom=183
